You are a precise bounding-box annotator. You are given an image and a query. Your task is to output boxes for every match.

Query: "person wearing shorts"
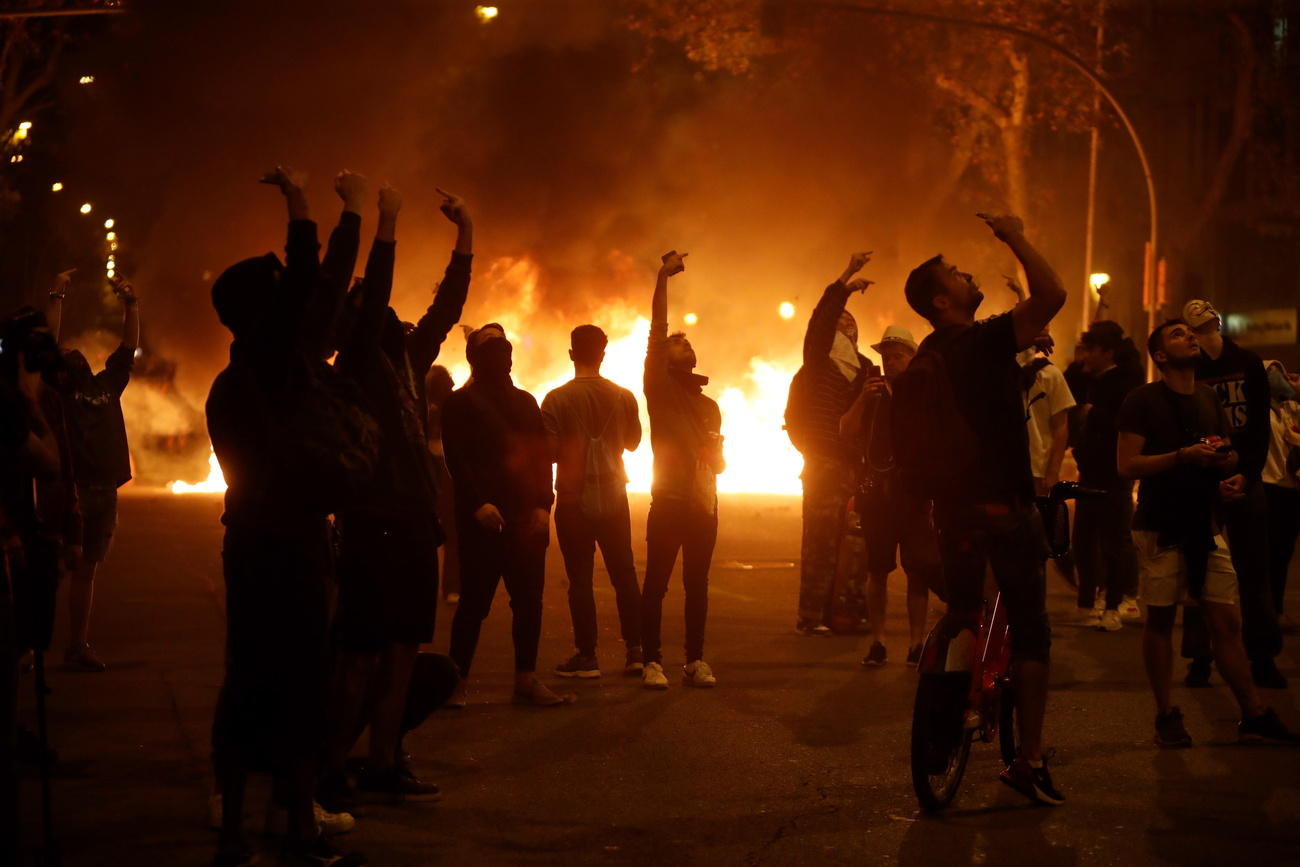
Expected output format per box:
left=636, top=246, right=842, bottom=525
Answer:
left=1117, top=319, right=1297, bottom=748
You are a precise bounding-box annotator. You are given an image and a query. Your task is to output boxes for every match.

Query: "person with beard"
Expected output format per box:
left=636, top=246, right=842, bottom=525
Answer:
left=442, top=324, right=566, bottom=707
left=1179, top=300, right=1285, bottom=690
left=639, top=250, right=725, bottom=690
left=840, top=325, right=941, bottom=667
left=896, top=214, right=1067, bottom=805
left=788, top=252, right=872, bottom=635
left=206, top=166, right=372, bottom=867
left=1117, top=320, right=1298, bottom=747
left=318, top=187, right=472, bottom=809
left=45, top=272, right=139, bottom=672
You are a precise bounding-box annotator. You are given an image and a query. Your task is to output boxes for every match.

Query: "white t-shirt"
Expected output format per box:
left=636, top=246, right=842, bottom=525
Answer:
left=1023, top=361, right=1076, bottom=480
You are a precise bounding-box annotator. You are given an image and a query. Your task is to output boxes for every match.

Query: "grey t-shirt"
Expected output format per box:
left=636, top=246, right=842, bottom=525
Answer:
left=541, top=376, right=641, bottom=504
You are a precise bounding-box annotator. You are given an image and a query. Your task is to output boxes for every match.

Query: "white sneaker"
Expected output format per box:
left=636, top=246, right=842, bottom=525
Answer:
left=642, top=661, right=669, bottom=690
left=265, top=800, right=356, bottom=836
left=1119, top=597, right=1141, bottom=620
left=1075, top=606, right=1101, bottom=627
left=683, top=660, right=717, bottom=688
left=1098, top=609, right=1123, bottom=632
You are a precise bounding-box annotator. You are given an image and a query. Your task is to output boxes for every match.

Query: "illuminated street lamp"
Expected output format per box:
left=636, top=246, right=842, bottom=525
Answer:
left=50, top=181, right=63, bottom=192
left=78, top=75, right=95, bottom=85
left=475, top=5, right=499, bottom=22
left=79, top=202, right=93, bottom=214
left=779, top=301, right=796, bottom=320
left=1089, top=272, right=1111, bottom=294
left=684, top=313, right=699, bottom=326
left=103, top=218, right=115, bottom=229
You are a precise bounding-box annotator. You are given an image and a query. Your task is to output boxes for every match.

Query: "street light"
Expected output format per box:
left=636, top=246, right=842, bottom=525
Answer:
left=779, top=301, right=796, bottom=319
left=684, top=313, right=699, bottom=326
left=1089, top=272, right=1111, bottom=293
left=79, top=202, right=93, bottom=214
left=475, top=5, right=499, bottom=22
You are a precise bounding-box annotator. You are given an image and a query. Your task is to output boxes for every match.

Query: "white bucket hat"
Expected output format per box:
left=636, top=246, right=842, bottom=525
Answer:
left=870, top=325, right=918, bottom=354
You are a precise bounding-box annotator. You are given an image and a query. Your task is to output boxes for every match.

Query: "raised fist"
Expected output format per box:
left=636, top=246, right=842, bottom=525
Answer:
left=334, top=170, right=368, bottom=210
left=977, top=213, right=1025, bottom=241
left=660, top=250, right=688, bottom=277
left=436, top=187, right=470, bottom=226
left=378, top=184, right=403, bottom=217
left=259, top=165, right=308, bottom=193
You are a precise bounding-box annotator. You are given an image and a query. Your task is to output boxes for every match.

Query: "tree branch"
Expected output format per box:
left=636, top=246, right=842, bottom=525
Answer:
left=934, top=72, right=1008, bottom=126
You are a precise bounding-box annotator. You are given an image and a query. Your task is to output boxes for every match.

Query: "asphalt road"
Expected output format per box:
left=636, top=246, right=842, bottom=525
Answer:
left=17, top=491, right=1300, bottom=866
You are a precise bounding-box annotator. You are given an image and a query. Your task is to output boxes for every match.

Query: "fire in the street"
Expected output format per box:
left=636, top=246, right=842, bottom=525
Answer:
left=169, top=449, right=227, bottom=494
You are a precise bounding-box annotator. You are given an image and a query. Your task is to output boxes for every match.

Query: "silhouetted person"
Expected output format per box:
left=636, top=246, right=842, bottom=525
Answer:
left=788, top=252, right=871, bottom=634
left=206, top=167, right=371, bottom=867
left=895, top=214, right=1067, bottom=805
left=640, top=250, right=723, bottom=690
left=442, top=324, right=567, bottom=707
left=425, top=365, right=460, bottom=603
left=542, top=324, right=644, bottom=678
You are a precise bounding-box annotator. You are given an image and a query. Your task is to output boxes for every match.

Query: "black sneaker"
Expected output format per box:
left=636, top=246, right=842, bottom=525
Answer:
left=1238, top=708, right=1300, bottom=744
left=315, top=770, right=358, bottom=815
left=554, top=653, right=601, bottom=679
left=357, top=764, right=442, bottom=802
left=861, top=642, right=887, bottom=667
left=906, top=644, right=922, bottom=667
left=624, top=646, right=645, bottom=676
left=1154, top=707, right=1193, bottom=748
left=998, top=756, right=1065, bottom=806
left=281, top=835, right=366, bottom=866
left=1251, top=659, right=1289, bottom=690
left=1184, top=657, right=1212, bottom=688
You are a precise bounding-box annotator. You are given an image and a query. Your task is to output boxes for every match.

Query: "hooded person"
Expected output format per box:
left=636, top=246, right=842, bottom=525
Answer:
left=787, top=253, right=872, bottom=635
left=440, top=324, right=568, bottom=707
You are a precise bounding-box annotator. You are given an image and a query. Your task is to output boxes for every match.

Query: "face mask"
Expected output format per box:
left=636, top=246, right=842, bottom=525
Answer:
left=1268, top=366, right=1295, bottom=402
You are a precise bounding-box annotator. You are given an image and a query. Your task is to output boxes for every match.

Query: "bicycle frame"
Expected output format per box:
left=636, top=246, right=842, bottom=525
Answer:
left=916, top=591, right=1011, bottom=743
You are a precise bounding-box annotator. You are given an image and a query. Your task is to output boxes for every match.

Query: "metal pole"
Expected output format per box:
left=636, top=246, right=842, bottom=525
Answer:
left=1082, top=0, right=1106, bottom=326
left=779, top=1, right=1158, bottom=348
left=0, top=9, right=126, bottom=20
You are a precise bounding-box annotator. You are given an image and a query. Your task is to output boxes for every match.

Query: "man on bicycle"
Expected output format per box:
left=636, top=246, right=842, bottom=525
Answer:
left=894, top=213, right=1067, bottom=805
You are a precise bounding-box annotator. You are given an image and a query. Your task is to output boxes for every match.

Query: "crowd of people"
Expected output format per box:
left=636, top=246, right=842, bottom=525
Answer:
left=2, top=164, right=1299, bottom=866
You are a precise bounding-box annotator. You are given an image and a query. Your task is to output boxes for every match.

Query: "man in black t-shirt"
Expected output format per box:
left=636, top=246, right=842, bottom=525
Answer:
left=1072, top=321, right=1143, bottom=629
left=1117, top=319, right=1297, bottom=747
left=898, top=213, right=1067, bottom=806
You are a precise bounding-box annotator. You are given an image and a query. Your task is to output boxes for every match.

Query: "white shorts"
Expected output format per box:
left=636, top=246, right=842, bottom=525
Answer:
left=1133, top=530, right=1238, bottom=607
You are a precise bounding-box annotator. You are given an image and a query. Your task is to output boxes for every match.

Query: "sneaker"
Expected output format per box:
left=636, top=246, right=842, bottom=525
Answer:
left=554, top=653, right=601, bottom=679
left=357, top=764, right=442, bottom=803
left=265, top=801, right=357, bottom=836
left=1119, top=597, right=1141, bottom=620
left=998, top=756, right=1065, bottom=806
left=1097, top=609, right=1122, bottom=632
left=1184, top=657, right=1212, bottom=688
left=63, top=643, right=106, bottom=673
left=1154, top=707, right=1193, bottom=748
left=1239, top=708, right=1300, bottom=744
left=624, top=646, right=645, bottom=676
left=906, top=644, right=922, bottom=667
left=861, top=642, right=887, bottom=667
left=796, top=620, right=831, bottom=636
left=1251, top=659, right=1289, bottom=690
left=280, top=836, right=366, bottom=867
left=315, top=771, right=358, bottom=816
left=1074, top=606, right=1101, bottom=627
left=683, top=659, right=717, bottom=688
left=642, top=661, right=669, bottom=690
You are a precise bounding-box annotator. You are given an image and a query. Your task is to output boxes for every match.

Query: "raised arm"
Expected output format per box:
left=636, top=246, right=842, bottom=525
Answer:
left=804, top=252, right=870, bottom=364
left=408, top=189, right=474, bottom=372
left=307, top=171, right=367, bottom=356
left=111, top=277, right=140, bottom=353
left=352, top=186, right=401, bottom=345
left=260, top=166, right=320, bottom=339
left=47, top=269, right=74, bottom=343
left=979, top=214, right=1067, bottom=351
left=645, top=250, right=687, bottom=384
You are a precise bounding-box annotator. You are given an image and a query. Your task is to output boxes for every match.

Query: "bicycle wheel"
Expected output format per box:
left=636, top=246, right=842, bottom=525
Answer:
left=998, top=682, right=1020, bottom=766
left=910, top=670, right=973, bottom=812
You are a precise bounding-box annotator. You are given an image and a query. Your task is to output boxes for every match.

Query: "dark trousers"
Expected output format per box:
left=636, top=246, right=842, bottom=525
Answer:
left=1073, top=484, right=1139, bottom=610
left=798, top=458, right=853, bottom=624
left=448, top=520, right=547, bottom=677
left=641, top=500, right=717, bottom=665
left=1264, top=483, right=1300, bottom=615
left=935, top=502, right=1051, bottom=664
left=1182, top=479, right=1281, bottom=662
left=555, top=498, right=642, bottom=656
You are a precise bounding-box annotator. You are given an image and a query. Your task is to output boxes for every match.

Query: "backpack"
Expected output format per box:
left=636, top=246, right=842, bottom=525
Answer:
left=579, top=399, right=624, bottom=518
left=889, top=337, right=979, bottom=500
left=784, top=365, right=817, bottom=454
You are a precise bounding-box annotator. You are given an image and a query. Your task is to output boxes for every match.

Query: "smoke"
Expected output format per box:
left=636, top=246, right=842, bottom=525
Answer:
left=63, top=0, right=1081, bottom=414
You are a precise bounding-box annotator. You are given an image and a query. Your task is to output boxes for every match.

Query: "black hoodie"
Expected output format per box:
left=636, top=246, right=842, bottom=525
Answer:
left=1194, top=336, right=1270, bottom=481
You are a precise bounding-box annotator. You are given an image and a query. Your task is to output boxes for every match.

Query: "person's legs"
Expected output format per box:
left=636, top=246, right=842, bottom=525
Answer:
left=555, top=503, right=599, bottom=656
left=904, top=570, right=933, bottom=649
left=681, top=509, right=718, bottom=664
left=366, top=641, right=418, bottom=769
left=448, top=523, right=502, bottom=680
left=1222, top=481, right=1282, bottom=668
left=1143, top=605, right=1178, bottom=713
left=866, top=571, right=890, bottom=644
left=641, top=502, right=683, bottom=665
left=1072, top=495, right=1103, bottom=611
left=1204, top=600, right=1265, bottom=718
left=595, top=495, right=642, bottom=651
left=1100, top=487, right=1139, bottom=611
left=67, top=559, right=96, bottom=648
left=321, top=649, right=377, bottom=776
left=797, top=461, right=849, bottom=626
left=897, top=498, right=941, bottom=649
left=502, top=529, right=547, bottom=675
